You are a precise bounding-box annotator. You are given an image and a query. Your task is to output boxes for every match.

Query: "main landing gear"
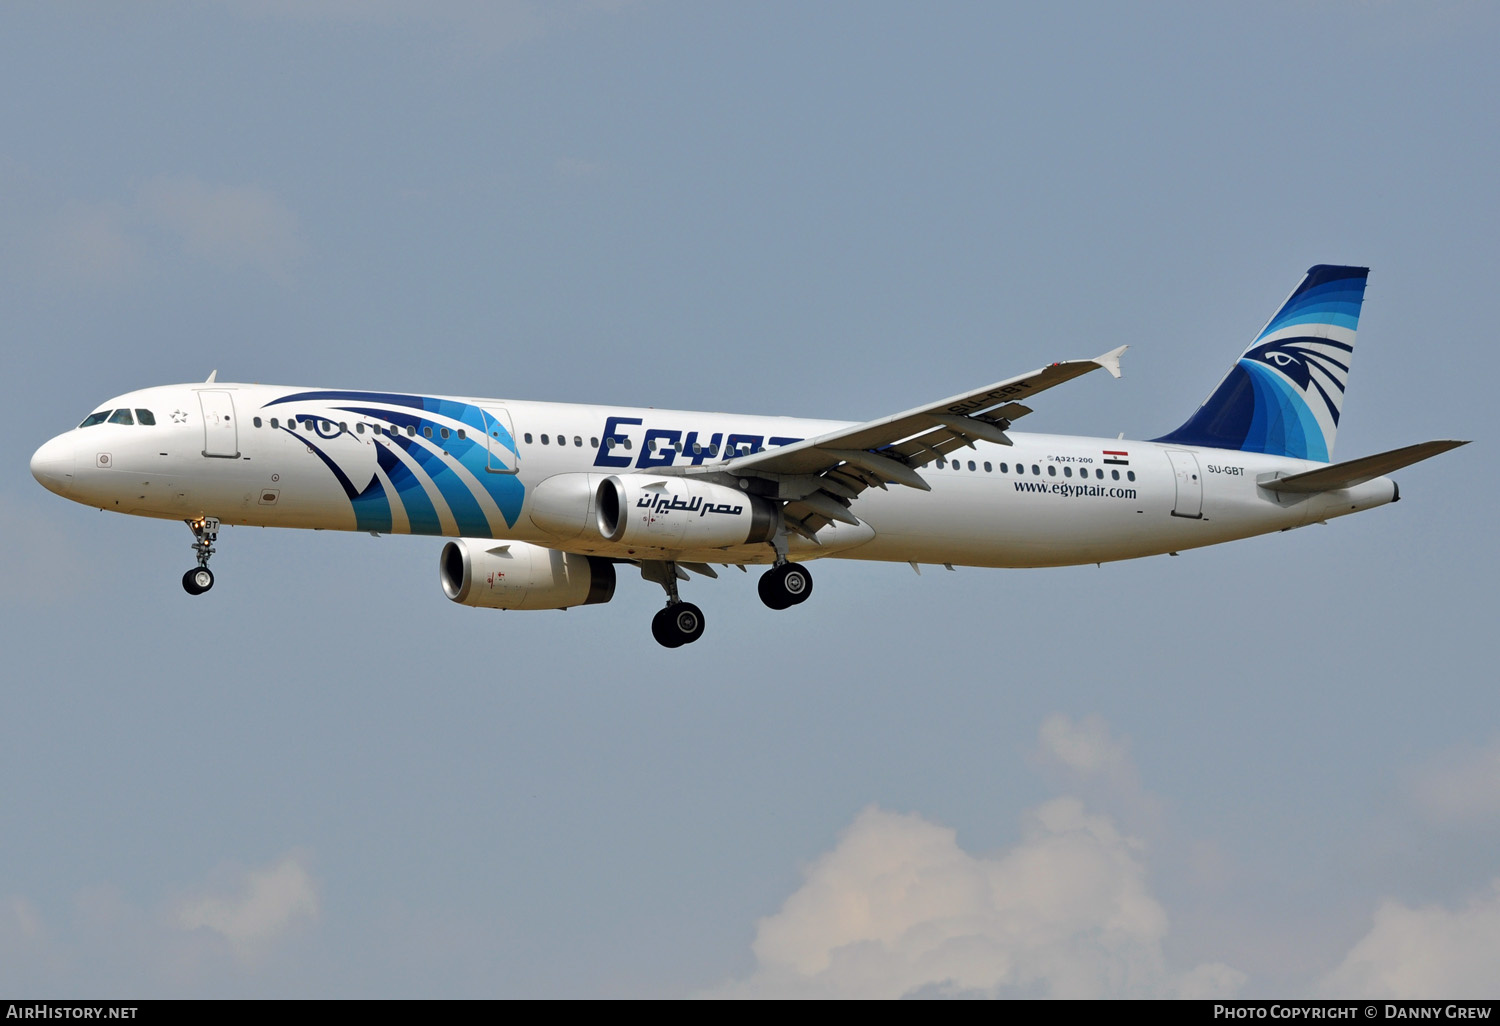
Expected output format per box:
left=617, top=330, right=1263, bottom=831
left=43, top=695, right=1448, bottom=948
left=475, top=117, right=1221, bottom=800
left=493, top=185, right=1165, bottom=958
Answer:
left=641, top=556, right=814, bottom=648
left=651, top=602, right=705, bottom=649
left=642, top=560, right=705, bottom=648
left=182, top=516, right=219, bottom=596
left=758, top=561, right=813, bottom=610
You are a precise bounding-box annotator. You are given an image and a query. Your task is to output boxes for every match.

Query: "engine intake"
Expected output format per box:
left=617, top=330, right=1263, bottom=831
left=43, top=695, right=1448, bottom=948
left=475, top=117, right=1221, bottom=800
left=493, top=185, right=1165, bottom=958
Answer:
left=440, top=539, right=615, bottom=610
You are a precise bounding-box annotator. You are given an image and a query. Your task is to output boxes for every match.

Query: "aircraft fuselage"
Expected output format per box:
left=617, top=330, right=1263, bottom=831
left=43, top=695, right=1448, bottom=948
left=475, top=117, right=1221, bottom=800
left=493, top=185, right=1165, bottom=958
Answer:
left=30, top=382, right=1396, bottom=570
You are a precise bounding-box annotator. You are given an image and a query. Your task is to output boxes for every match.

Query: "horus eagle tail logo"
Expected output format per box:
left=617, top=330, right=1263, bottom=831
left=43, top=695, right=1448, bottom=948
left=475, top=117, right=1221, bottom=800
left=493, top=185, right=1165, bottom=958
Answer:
left=1155, top=265, right=1369, bottom=462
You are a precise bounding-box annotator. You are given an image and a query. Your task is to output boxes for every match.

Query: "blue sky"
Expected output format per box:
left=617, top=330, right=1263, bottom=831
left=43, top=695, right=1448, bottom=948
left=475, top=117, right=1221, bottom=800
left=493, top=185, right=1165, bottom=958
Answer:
left=2, top=1, right=1496, bottom=997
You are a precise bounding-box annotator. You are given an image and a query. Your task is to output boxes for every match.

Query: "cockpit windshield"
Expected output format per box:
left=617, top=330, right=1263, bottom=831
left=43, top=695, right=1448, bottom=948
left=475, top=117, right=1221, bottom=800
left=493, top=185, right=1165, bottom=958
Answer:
left=78, top=408, right=157, bottom=428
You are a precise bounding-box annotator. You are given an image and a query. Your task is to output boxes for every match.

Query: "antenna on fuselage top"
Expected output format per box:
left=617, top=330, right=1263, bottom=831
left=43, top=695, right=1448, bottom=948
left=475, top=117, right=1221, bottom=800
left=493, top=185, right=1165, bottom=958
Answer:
left=205, top=370, right=218, bottom=383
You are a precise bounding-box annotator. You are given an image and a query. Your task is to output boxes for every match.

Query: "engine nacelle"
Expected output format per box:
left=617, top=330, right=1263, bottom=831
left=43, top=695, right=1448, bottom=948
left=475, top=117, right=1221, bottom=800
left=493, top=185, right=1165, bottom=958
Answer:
left=596, top=476, right=777, bottom=549
left=527, top=473, right=606, bottom=540
left=440, top=539, right=615, bottom=610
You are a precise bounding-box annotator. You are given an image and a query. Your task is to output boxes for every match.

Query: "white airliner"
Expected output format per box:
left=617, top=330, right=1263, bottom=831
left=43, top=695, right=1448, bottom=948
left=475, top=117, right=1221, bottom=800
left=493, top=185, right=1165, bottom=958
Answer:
left=31, top=265, right=1465, bottom=646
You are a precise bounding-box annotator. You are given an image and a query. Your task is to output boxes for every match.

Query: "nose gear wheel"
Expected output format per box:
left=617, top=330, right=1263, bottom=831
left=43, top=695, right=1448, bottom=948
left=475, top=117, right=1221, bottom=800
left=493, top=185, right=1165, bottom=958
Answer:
left=182, top=567, right=215, bottom=595
left=182, top=517, right=220, bottom=595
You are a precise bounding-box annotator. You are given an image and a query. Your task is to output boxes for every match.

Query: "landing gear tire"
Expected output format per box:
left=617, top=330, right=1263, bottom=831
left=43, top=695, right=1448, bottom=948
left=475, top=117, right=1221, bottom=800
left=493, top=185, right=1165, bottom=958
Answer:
left=758, top=563, right=812, bottom=610
left=182, top=567, right=215, bottom=595
left=183, top=517, right=220, bottom=596
left=651, top=602, right=705, bottom=648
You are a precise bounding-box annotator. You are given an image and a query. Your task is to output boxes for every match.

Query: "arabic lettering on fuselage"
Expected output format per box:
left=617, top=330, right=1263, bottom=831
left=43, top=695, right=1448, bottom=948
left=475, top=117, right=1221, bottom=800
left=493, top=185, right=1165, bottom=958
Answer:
left=593, top=416, right=802, bottom=469
left=635, top=493, right=745, bottom=518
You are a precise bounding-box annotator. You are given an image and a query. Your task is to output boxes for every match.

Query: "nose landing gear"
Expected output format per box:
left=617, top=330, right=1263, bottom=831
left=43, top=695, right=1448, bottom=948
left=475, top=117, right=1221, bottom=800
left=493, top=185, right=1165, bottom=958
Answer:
left=182, top=516, right=219, bottom=595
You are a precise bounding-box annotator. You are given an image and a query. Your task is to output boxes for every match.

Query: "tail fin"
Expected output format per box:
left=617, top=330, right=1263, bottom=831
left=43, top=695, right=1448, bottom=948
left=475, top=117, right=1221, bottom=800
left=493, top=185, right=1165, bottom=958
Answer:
left=1154, top=265, right=1369, bottom=462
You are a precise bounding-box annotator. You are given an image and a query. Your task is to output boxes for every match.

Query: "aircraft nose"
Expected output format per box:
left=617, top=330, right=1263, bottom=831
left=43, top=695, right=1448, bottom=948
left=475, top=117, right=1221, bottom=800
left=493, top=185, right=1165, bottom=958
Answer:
left=30, top=434, right=76, bottom=497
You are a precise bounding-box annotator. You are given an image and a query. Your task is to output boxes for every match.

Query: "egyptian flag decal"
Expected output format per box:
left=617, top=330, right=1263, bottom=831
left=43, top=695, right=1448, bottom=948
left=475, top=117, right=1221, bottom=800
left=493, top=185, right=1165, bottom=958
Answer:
left=1102, top=449, right=1130, bottom=465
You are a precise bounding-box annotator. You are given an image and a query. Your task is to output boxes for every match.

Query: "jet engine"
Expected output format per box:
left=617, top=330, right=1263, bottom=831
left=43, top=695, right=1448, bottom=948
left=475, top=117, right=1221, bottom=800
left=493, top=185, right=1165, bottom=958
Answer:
left=596, top=475, right=777, bottom=548
left=527, top=472, right=605, bottom=540
left=440, top=539, right=615, bottom=610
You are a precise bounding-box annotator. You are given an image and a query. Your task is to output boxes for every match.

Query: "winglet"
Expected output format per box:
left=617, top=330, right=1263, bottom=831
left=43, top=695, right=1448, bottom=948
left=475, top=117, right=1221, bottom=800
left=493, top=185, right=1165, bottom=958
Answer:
left=1092, top=345, right=1127, bottom=380
left=205, top=370, right=218, bottom=383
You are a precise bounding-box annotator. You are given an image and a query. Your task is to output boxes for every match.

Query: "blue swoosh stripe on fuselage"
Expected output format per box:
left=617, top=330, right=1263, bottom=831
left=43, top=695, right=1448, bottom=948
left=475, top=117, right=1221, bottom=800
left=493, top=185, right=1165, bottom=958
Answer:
left=336, top=405, right=524, bottom=530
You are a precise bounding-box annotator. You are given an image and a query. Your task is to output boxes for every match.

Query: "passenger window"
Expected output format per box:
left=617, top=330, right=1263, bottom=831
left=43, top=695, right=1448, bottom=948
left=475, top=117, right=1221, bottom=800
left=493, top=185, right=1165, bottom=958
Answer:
left=525, top=433, right=534, bottom=444
left=253, top=417, right=263, bottom=428
left=1096, top=469, right=1103, bottom=479
left=440, top=428, right=449, bottom=439
left=109, top=409, right=135, bottom=425
left=1032, top=465, right=1040, bottom=475
left=1063, top=466, right=1072, bottom=477
left=339, top=422, right=348, bottom=433
left=271, top=418, right=280, bottom=429
left=624, top=438, right=632, bottom=450
left=135, top=409, right=156, bottom=425
left=984, top=462, right=992, bottom=472
left=574, top=436, right=582, bottom=447
left=406, top=425, right=416, bottom=437
left=999, top=463, right=1007, bottom=473
left=423, top=426, right=432, bottom=438
left=1047, top=465, right=1056, bottom=477
left=937, top=458, right=946, bottom=468
left=590, top=437, right=599, bottom=448
left=1127, top=471, right=1136, bottom=481
left=968, top=461, right=976, bottom=471
left=1111, top=470, right=1119, bottom=480
left=457, top=429, right=466, bottom=440
left=541, top=434, right=549, bottom=445
left=356, top=423, right=364, bottom=434
left=79, top=411, right=110, bottom=428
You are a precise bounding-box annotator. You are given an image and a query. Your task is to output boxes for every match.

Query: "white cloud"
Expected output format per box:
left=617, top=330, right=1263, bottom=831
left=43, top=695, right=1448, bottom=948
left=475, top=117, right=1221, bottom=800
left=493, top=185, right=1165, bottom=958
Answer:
left=174, top=854, right=319, bottom=961
left=1408, top=738, right=1500, bottom=825
left=229, top=0, right=617, bottom=54
left=138, top=177, right=301, bottom=278
left=0, top=497, right=104, bottom=607
left=712, top=799, right=1244, bottom=999
left=38, top=177, right=302, bottom=287
left=555, top=156, right=607, bottom=181
left=1037, top=713, right=1133, bottom=780
left=41, top=201, right=143, bottom=287
left=1317, top=880, right=1500, bottom=998
left=9, top=897, right=42, bottom=940
left=1, top=853, right=317, bottom=992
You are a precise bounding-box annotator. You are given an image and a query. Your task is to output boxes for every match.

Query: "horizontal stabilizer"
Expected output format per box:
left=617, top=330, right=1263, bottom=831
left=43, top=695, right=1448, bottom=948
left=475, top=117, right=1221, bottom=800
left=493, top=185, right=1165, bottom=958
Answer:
left=1258, top=440, right=1468, bottom=493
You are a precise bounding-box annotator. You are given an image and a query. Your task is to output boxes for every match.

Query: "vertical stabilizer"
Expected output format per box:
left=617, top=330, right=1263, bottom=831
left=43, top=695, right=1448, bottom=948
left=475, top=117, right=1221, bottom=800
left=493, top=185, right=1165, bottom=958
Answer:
left=1154, top=265, right=1369, bottom=462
